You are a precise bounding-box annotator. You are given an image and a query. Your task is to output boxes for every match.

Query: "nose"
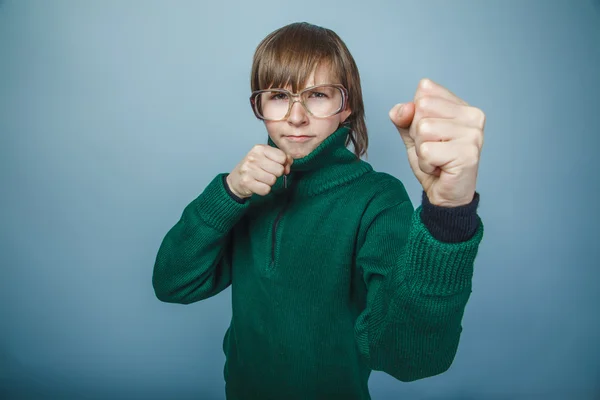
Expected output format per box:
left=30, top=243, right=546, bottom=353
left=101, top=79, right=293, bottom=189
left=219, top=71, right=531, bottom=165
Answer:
left=287, top=99, right=309, bottom=126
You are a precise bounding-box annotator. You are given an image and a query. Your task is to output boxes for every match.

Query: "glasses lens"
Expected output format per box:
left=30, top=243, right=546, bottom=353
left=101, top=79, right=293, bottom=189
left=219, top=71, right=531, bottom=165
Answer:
left=255, top=91, right=291, bottom=120
left=253, top=85, right=344, bottom=120
left=301, top=85, right=343, bottom=117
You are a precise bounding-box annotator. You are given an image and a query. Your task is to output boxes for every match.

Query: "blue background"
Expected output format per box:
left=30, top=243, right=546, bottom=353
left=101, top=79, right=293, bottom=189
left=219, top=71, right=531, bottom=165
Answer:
left=1, top=1, right=599, bottom=399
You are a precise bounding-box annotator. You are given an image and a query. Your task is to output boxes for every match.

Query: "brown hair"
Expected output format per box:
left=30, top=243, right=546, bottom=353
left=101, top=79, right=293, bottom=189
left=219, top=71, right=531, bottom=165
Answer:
left=250, top=22, right=368, bottom=159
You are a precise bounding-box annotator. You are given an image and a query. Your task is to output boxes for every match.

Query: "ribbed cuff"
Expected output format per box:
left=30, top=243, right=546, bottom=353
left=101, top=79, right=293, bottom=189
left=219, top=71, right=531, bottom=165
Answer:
left=420, top=191, right=480, bottom=243
left=193, top=173, right=249, bottom=232
left=406, top=207, right=484, bottom=296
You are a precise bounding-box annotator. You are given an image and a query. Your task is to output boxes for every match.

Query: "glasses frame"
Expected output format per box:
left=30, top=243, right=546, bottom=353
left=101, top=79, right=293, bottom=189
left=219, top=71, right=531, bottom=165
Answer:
left=249, top=83, right=348, bottom=121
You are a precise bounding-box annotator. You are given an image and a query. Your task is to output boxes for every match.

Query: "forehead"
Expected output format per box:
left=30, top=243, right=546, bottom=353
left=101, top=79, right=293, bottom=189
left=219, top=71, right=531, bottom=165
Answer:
left=278, top=63, right=340, bottom=90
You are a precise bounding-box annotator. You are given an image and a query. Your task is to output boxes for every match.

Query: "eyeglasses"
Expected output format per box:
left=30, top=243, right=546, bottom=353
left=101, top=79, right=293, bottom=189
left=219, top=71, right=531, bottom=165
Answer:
left=250, top=84, right=348, bottom=121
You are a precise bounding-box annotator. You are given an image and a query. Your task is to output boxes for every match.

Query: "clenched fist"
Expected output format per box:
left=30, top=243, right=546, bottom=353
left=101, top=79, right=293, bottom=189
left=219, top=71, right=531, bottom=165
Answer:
left=389, top=78, right=485, bottom=208
left=226, top=145, right=294, bottom=198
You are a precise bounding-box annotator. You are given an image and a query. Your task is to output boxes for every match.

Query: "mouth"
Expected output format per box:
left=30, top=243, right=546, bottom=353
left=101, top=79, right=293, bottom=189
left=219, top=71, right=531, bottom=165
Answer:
left=284, top=135, right=314, bottom=143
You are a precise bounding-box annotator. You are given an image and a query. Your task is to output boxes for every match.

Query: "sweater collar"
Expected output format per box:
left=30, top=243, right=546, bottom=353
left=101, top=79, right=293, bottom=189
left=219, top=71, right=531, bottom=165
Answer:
left=266, top=125, right=372, bottom=197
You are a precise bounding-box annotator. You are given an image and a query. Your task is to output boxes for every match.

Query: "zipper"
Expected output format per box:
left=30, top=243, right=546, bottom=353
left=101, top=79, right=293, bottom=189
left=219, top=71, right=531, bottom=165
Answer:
left=270, top=174, right=292, bottom=267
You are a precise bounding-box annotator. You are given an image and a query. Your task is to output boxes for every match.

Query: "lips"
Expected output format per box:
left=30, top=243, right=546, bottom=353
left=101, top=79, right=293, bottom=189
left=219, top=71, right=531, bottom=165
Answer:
left=285, top=135, right=314, bottom=142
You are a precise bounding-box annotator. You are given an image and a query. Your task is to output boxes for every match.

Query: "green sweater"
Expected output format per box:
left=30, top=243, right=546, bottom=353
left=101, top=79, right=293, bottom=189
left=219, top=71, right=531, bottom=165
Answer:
left=152, top=126, right=484, bottom=400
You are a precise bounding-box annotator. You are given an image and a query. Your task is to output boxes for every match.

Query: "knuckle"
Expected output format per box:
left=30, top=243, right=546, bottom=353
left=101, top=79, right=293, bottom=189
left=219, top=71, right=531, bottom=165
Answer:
left=239, top=164, right=250, bottom=175
left=414, top=96, right=431, bottom=112
left=470, top=107, right=486, bottom=127
left=420, top=142, right=430, bottom=158
left=418, top=78, right=432, bottom=90
left=416, top=118, right=432, bottom=134
left=478, top=107, right=486, bottom=121
left=250, top=145, right=265, bottom=158
left=240, top=175, right=252, bottom=187
left=471, top=129, right=483, bottom=148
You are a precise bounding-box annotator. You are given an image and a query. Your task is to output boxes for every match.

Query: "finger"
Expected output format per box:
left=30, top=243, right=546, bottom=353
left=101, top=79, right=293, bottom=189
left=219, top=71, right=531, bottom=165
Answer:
left=250, top=167, right=278, bottom=187
left=262, top=146, right=288, bottom=165
left=247, top=180, right=272, bottom=196
left=419, top=140, right=479, bottom=176
left=259, top=158, right=286, bottom=177
left=416, top=118, right=483, bottom=148
left=418, top=141, right=456, bottom=175
left=414, top=78, right=467, bottom=106
left=414, top=97, right=484, bottom=128
left=389, top=102, right=416, bottom=132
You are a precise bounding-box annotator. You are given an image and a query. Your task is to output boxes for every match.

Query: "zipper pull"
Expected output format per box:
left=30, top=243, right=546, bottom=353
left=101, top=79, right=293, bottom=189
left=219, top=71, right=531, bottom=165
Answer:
left=284, top=174, right=288, bottom=189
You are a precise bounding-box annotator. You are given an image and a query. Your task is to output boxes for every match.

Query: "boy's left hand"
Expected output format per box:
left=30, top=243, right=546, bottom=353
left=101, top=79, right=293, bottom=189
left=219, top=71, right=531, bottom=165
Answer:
left=389, top=78, right=485, bottom=207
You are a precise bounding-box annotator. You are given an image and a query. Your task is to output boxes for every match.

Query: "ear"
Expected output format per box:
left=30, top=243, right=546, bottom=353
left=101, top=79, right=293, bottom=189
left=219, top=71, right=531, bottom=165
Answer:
left=340, top=107, right=352, bottom=124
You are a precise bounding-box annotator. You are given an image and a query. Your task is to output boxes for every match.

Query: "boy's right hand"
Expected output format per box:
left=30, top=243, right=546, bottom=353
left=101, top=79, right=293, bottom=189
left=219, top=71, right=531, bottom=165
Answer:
left=226, top=145, right=293, bottom=198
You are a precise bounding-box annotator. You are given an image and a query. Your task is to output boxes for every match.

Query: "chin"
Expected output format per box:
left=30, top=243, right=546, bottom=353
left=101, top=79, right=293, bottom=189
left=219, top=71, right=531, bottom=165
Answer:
left=278, top=144, right=306, bottom=159
left=290, top=151, right=307, bottom=159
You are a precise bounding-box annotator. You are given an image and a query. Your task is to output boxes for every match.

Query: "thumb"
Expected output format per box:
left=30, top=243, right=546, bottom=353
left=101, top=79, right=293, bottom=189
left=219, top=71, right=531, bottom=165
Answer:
left=284, top=154, right=294, bottom=175
left=389, top=102, right=415, bottom=131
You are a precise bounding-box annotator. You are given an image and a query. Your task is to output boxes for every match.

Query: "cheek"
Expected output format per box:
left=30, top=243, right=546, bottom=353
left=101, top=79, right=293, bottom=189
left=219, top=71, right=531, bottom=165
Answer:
left=264, top=121, right=279, bottom=135
left=264, top=121, right=289, bottom=142
left=313, top=117, right=341, bottom=132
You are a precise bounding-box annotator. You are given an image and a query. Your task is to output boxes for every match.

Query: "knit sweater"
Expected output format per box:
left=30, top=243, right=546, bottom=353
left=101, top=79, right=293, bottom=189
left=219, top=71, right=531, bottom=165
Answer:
left=152, top=126, right=484, bottom=400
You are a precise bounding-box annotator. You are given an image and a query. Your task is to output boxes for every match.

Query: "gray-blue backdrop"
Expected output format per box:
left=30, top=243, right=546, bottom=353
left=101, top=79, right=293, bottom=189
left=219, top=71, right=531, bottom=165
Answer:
left=1, top=1, right=599, bottom=399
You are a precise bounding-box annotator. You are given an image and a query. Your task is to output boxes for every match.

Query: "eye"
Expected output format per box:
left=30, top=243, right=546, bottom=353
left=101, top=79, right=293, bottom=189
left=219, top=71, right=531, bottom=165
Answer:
left=308, top=91, right=328, bottom=99
left=269, top=93, right=288, bottom=101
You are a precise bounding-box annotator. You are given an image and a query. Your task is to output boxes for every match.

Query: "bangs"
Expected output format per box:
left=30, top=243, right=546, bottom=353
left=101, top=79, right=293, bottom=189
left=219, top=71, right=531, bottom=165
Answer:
left=252, top=23, right=343, bottom=92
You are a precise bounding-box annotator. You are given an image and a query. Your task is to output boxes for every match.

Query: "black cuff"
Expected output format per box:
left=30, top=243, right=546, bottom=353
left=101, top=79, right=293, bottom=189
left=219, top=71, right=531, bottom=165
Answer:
left=222, top=174, right=247, bottom=204
left=420, top=191, right=480, bottom=243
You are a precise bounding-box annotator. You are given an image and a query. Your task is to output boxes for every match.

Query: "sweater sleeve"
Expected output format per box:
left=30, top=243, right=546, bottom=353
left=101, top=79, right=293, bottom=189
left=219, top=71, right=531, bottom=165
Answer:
left=152, top=173, right=249, bottom=304
left=353, top=199, right=483, bottom=382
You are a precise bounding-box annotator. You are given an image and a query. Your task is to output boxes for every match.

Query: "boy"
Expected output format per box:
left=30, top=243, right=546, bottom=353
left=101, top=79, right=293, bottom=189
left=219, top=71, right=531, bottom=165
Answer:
left=153, top=22, right=485, bottom=400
